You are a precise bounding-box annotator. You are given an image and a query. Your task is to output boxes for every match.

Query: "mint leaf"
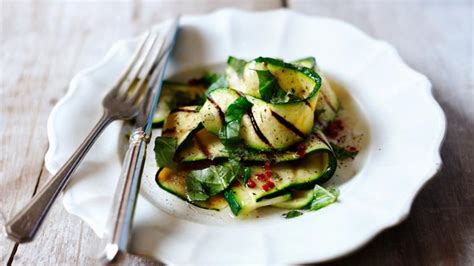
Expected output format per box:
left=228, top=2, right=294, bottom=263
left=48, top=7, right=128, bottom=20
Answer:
left=255, top=70, right=277, bottom=101
left=218, top=96, right=253, bottom=145
left=331, top=144, right=359, bottom=160
left=196, top=73, right=228, bottom=108
left=154, top=136, right=177, bottom=168
left=207, top=75, right=227, bottom=93
left=310, top=185, right=339, bottom=211
left=283, top=210, right=303, bottom=219
left=255, top=69, right=296, bottom=104
left=227, top=56, right=247, bottom=76
left=185, top=160, right=242, bottom=202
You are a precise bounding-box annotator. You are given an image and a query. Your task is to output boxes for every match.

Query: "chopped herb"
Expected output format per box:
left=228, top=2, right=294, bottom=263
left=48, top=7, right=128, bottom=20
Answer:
left=195, top=73, right=228, bottom=107
left=200, top=72, right=222, bottom=86
left=242, top=167, right=251, bottom=186
left=154, top=137, right=177, bottom=168
left=256, top=70, right=277, bottom=101
left=218, top=96, right=253, bottom=145
left=331, top=144, right=359, bottom=160
left=309, top=185, right=339, bottom=211
left=227, top=56, right=247, bottom=76
left=283, top=210, right=303, bottom=219
left=254, top=70, right=299, bottom=104
left=185, top=160, right=242, bottom=202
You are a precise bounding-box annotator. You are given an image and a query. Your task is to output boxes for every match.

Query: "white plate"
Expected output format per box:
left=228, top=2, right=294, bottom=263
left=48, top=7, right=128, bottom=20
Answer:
left=46, top=9, right=446, bottom=264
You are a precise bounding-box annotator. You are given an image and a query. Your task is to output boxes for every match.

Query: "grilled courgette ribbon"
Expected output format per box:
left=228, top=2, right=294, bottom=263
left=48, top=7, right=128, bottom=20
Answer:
left=156, top=57, right=339, bottom=214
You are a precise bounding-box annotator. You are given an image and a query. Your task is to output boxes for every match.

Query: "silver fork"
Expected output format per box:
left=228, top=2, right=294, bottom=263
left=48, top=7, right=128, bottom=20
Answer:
left=5, top=31, right=165, bottom=243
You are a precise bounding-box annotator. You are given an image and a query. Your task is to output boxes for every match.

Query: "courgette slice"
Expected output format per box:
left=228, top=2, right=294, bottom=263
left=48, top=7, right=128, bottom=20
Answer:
left=256, top=152, right=335, bottom=200
left=292, top=57, right=317, bottom=69
left=290, top=58, right=339, bottom=125
left=152, top=82, right=206, bottom=126
left=199, top=88, right=319, bottom=151
left=156, top=167, right=228, bottom=210
left=315, top=72, right=340, bottom=124
left=177, top=130, right=333, bottom=164
left=255, top=57, right=321, bottom=101
left=199, top=88, right=240, bottom=135
left=224, top=188, right=292, bottom=216
left=175, top=129, right=227, bottom=162
left=223, top=149, right=336, bottom=216
left=162, top=106, right=202, bottom=146
left=226, top=57, right=322, bottom=102
left=272, top=189, right=313, bottom=209
left=240, top=94, right=317, bottom=150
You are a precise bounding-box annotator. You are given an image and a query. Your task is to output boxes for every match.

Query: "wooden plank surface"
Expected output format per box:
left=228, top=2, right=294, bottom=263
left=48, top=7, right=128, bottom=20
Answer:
left=1, top=0, right=472, bottom=265
left=288, top=0, right=474, bottom=265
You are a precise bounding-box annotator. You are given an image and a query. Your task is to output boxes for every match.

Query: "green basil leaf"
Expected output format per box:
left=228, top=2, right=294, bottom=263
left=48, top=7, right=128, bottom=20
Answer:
left=200, top=72, right=222, bottom=86
left=185, top=160, right=242, bottom=202
left=154, top=136, right=177, bottom=169
left=331, top=144, right=359, bottom=160
left=218, top=96, right=253, bottom=145
left=207, top=75, right=227, bottom=93
left=185, top=176, right=209, bottom=201
left=196, top=73, right=228, bottom=108
left=255, top=70, right=276, bottom=101
left=227, top=56, right=247, bottom=76
left=310, top=185, right=339, bottom=211
left=283, top=210, right=303, bottom=219
left=219, top=120, right=241, bottom=145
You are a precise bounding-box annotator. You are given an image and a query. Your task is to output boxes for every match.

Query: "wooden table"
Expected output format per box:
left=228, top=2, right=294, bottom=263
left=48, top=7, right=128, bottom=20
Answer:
left=1, top=0, right=472, bottom=264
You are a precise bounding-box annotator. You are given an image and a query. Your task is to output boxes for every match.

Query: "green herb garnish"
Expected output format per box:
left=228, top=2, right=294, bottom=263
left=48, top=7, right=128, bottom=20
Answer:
left=283, top=210, right=303, bottom=219
left=227, top=56, right=247, bottom=76
left=218, top=96, right=253, bottom=145
left=331, top=144, right=359, bottom=160
left=185, top=160, right=242, bottom=202
left=242, top=166, right=251, bottom=186
left=310, top=185, right=339, bottom=211
left=154, top=136, right=177, bottom=169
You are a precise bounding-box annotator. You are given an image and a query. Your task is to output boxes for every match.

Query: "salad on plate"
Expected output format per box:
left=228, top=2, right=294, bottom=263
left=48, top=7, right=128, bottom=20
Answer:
left=152, top=56, right=359, bottom=217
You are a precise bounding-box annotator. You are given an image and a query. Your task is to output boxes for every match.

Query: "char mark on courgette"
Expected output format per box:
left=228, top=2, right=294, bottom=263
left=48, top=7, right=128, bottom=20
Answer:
left=270, top=110, right=306, bottom=138
left=246, top=111, right=274, bottom=149
left=170, top=107, right=198, bottom=114
left=194, top=132, right=213, bottom=160
left=206, top=95, right=225, bottom=123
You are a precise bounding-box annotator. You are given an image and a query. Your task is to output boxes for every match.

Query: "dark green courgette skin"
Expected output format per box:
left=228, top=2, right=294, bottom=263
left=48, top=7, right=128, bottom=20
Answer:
left=292, top=57, right=317, bottom=69
left=223, top=189, right=242, bottom=215
left=254, top=57, right=322, bottom=103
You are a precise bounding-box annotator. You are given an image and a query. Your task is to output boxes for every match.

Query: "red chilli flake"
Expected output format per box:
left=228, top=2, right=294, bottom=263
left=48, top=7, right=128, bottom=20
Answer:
left=247, top=179, right=256, bottom=188
left=324, top=119, right=344, bottom=139
left=264, top=160, right=273, bottom=179
left=262, top=184, right=270, bottom=191
left=262, top=180, right=275, bottom=191
left=256, top=173, right=266, bottom=182
left=348, top=146, right=358, bottom=152
left=297, top=143, right=307, bottom=158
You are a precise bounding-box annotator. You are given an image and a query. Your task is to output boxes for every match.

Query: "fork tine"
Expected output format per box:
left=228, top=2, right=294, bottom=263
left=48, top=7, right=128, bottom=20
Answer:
left=126, top=34, right=165, bottom=104
left=108, top=31, right=151, bottom=97
left=116, top=32, right=161, bottom=100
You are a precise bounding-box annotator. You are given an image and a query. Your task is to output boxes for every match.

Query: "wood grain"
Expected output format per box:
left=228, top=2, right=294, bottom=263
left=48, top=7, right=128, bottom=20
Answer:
left=288, top=0, right=474, bottom=265
left=1, top=0, right=472, bottom=265
left=0, top=0, right=282, bottom=265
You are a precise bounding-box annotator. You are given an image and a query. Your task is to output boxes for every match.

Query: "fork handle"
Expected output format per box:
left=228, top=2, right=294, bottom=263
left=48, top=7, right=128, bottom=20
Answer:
left=99, top=128, right=147, bottom=263
left=4, top=112, right=114, bottom=243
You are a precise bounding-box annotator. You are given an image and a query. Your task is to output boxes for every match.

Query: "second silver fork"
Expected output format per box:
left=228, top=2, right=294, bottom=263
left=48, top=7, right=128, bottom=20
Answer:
left=5, top=31, right=165, bottom=243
